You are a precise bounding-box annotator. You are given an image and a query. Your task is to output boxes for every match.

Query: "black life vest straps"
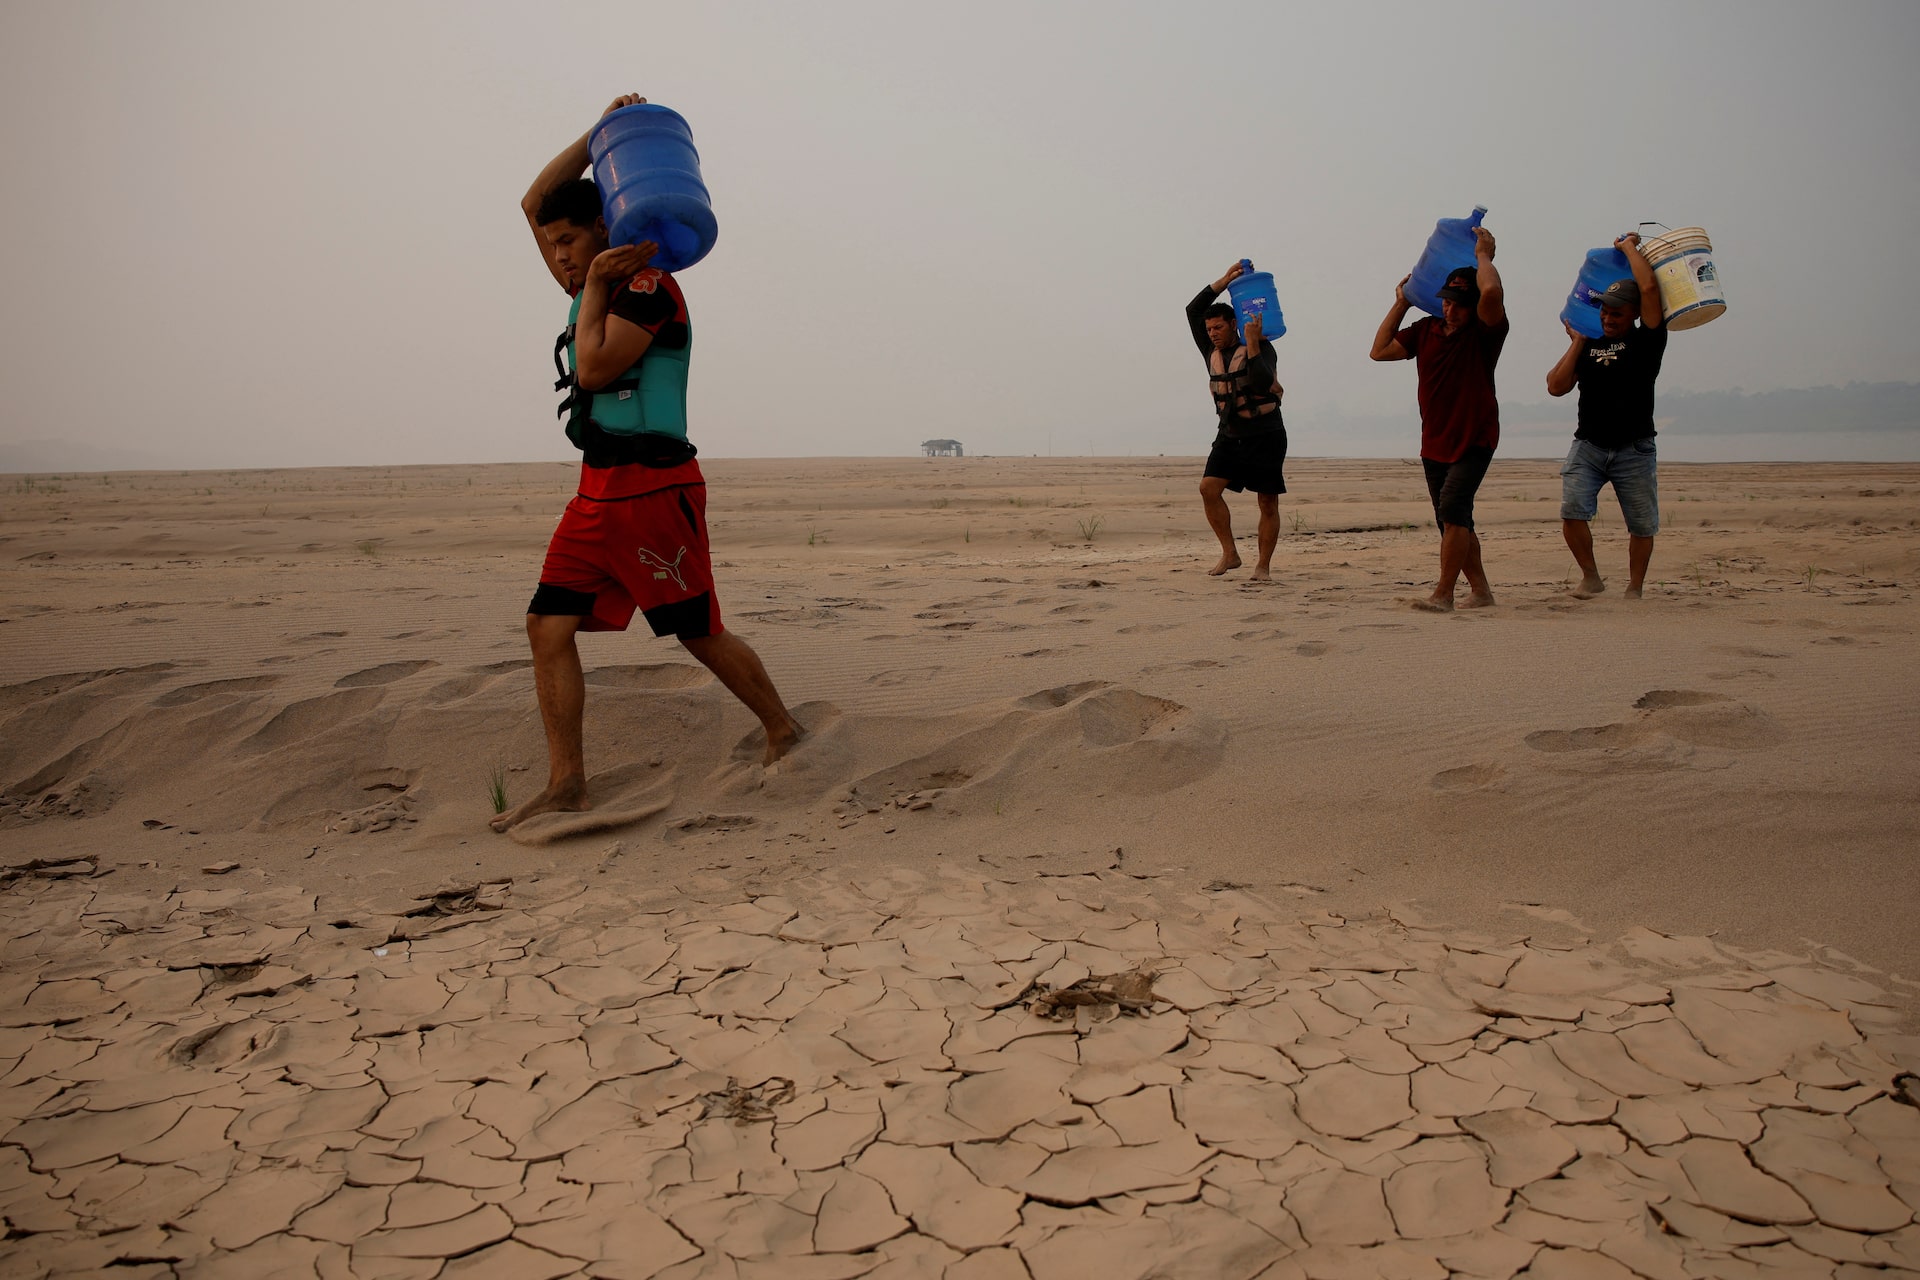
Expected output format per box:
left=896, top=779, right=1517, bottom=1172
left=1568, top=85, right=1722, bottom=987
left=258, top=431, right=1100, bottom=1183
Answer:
left=1210, top=343, right=1280, bottom=422
left=552, top=323, right=642, bottom=421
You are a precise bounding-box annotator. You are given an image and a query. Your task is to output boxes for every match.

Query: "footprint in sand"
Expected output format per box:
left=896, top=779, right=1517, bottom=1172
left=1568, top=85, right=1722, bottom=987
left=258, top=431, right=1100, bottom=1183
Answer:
left=867, top=666, right=944, bottom=687
left=1018, top=681, right=1110, bottom=709
left=1431, top=763, right=1505, bottom=792
left=1294, top=641, right=1331, bottom=657
left=843, top=681, right=1227, bottom=814
left=152, top=675, right=284, bottom=707
left=335, top=660, right=438, bottom=688
left=1524, top=691, right=1781, bottom=772
left=507, top=793, right=674, bottom=847
left=1139, top=658, right=1234, bottom=674
left=1634, top=690, right=1731, bottom=710
left=1525, top=723, right=1640, bottom=753
left=1708, top=644, right=1789, bottom=660
left=584, top=663, right=713, bottom=690
left=1231, top=628, right=1289, bottom=643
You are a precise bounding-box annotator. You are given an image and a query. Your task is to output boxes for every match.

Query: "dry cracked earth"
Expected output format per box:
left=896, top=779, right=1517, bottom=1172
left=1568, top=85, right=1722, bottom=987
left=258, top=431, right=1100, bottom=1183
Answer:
left=0, top=862, right=1917, bottom=1280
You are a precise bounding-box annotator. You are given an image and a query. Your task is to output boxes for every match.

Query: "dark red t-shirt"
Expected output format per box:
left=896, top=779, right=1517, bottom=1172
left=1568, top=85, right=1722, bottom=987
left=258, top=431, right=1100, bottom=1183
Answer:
left=1395, top=314, right=1509, bottom=463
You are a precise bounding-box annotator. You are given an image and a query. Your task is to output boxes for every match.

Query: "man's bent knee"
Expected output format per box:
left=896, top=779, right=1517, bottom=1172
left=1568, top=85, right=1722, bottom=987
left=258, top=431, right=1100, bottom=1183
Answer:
left=526, top=613, right=581, bottom=658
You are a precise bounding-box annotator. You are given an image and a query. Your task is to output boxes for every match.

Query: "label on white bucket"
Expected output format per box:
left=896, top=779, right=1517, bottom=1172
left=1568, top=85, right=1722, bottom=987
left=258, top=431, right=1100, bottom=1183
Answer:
left=1653, top=252, right=1725, bottom=324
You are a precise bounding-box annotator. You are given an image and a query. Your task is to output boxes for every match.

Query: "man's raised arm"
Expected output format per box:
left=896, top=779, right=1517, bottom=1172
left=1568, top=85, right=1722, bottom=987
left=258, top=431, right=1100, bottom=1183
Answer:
left=1370, top=275, right=1413, bottom=361
left=1473, top=227, right=1506, bottom=329
left=1617, top=233, right=1663, bottom=329
left=1186, top=262, right=1245, bottom=355
left=522, top=94, right=646, bottom=290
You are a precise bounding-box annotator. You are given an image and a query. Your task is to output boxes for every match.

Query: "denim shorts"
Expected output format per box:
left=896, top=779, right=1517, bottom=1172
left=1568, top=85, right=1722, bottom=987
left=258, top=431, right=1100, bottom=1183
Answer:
left=1561, top=438, right=1659, bottom=537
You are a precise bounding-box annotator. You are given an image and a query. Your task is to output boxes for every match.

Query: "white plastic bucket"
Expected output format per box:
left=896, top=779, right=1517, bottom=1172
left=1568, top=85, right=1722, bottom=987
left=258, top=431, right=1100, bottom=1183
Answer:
left=1640, top=226, right=1726, bottom=331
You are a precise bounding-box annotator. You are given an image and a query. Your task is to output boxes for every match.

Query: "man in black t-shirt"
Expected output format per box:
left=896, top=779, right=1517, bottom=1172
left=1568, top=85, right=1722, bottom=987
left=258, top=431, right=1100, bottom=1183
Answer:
left=1545, top=233, right=1667, bottom=599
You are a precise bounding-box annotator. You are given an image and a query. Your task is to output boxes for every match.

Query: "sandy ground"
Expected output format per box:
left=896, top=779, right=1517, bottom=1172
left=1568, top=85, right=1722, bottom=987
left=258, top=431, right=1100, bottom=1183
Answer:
left=1, top=455, right=1917, bottom=1276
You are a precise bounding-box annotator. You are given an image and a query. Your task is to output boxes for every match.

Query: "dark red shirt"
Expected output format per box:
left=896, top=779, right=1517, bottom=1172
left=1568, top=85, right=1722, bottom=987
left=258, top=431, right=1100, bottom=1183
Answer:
left=1394, top=314, right=1509, bottom=463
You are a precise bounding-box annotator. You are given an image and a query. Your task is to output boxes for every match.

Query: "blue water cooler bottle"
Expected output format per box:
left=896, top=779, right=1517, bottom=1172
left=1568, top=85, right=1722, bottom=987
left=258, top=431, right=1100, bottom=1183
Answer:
left=1227, top=260, right=1285, bottom=342
left=588, top=104, right=718, bottom=272
left=1407, top=206, right=1487, bottom=316
left=1561, top=245, right=1631, bottom=340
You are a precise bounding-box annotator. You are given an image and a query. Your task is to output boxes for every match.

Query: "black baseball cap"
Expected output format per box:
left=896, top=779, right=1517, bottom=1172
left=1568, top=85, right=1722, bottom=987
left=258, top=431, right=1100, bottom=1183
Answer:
left=1436, top=267, right=1480, bottom=304
left=1597, top=279, right=1641, bottom=310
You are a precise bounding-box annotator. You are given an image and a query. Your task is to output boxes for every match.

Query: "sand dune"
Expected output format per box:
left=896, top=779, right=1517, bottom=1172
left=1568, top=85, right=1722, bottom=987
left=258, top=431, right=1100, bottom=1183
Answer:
left=0, top=456, right=1915, bottom=1273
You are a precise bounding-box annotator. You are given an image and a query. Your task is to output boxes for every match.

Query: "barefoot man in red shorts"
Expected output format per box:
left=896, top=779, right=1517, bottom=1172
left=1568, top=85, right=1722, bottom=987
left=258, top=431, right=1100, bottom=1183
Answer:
left=493, top=94, right=803, bottom=833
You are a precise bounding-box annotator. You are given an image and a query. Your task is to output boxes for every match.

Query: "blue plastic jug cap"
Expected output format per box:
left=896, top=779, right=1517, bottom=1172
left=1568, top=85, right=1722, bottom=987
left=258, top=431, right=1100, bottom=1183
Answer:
left=1240, top=259, right=1252, bottom=272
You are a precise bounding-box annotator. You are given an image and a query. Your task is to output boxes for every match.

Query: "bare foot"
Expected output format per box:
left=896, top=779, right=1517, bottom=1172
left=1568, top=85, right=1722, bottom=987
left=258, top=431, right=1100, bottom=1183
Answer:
left=764, top=718, right=806, bottom=766
left=1208, top=552, right=1242, bottom=577
left=489, top=775, right=589, bottom=832
left=1458, top=591, right=1496, bottom=609
left=1570, top=573, right=1606, bottom=599
left=1248, top=564, right=1272, bottom=582
left=1623, top=585, right=1644, bottom=600
left=1410, top=595, right=1454, bottom=613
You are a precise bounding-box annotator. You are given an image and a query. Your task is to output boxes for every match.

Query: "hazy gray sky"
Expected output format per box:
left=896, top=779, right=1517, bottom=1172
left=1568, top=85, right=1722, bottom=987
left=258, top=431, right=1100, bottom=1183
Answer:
left=2, top=1, right=1917, bottom=469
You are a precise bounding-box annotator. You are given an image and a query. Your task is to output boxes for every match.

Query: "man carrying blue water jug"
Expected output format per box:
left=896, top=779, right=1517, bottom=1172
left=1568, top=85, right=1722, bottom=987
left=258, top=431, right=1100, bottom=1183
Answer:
left=1185, top=263, right=1286, bottom=580
left=1370, top=229, right=1508, bottom=612
left=491, top=94, right=804, bottom=835
left=1545, top=234, right=1667, bottom=600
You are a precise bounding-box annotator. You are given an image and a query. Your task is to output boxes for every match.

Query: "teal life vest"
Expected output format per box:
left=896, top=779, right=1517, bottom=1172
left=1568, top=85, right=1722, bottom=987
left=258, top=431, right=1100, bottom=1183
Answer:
left=553, top=288, right=695, bottom=468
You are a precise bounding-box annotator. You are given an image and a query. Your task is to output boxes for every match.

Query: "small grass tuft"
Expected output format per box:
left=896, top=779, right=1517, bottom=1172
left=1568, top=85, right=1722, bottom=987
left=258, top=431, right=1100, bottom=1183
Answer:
left=1076, top=515, right=1105, bottom=541
left=355, top=539, right=381, bottom=558
left=487, top=764, right=509, bottom=815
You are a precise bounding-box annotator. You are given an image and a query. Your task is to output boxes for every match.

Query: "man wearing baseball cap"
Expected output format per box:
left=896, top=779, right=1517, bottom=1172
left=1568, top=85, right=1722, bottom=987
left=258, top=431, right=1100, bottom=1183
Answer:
left=1370, top=225, right=1509, bottom=612
left=1545, top=233, right=1667, bottom=599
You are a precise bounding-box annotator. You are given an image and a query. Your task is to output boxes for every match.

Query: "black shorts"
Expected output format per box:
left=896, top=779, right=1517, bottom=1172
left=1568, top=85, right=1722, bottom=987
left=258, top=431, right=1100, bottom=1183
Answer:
left=1204, top=423, right=1288, bottom=496
left=1423, top=447, right=1494, bottom=531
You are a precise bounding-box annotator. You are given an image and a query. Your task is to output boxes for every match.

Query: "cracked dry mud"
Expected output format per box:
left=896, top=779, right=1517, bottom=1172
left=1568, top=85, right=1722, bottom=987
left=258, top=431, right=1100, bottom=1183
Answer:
left=0, top=868, right=1916, bottom=1280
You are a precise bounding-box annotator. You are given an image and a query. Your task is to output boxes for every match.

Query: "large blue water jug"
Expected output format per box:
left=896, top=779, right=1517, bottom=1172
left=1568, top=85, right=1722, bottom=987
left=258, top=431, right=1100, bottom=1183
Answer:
left=1561, top=245, right=1631, bottom=340
left=1227, top=260, right=1285, bottom=341
left=588, top=104, right=717, bottom=272
left=1406, top=206, right=1487, bottom=316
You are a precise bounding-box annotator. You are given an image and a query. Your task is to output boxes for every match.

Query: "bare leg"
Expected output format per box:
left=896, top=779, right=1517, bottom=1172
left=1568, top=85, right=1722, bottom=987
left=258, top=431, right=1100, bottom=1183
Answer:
left=1562, top=519, right=1606, bottom=597
left=1458, top=530, right=1494, bottom=607
left=491, top=614, right=590, bottom=832
left=1250, top=493, right=1279, bottom=581
left=681, top=630, right=804, bottom=765
left=1625, top=534, right=1654, bottom=599
left=1199, top=477, right=1240, bottom=575
left=1414, top=526, right=1494, bottom=611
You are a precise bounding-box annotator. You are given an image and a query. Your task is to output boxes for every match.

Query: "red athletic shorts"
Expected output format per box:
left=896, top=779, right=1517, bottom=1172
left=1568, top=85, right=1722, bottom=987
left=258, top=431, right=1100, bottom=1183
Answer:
left=530, top=477, right=724, bottom=637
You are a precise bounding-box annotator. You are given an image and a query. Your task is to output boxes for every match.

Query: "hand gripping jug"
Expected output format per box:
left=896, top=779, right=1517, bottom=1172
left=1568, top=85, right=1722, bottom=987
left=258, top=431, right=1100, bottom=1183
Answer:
left=1406, top=206, right=1486, bottom=316
left=1227, top=260, right=1285, bottom=341
left=588, top=103, right=718, bottom=272
left=1560, top=245, right=1632, bottom=340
